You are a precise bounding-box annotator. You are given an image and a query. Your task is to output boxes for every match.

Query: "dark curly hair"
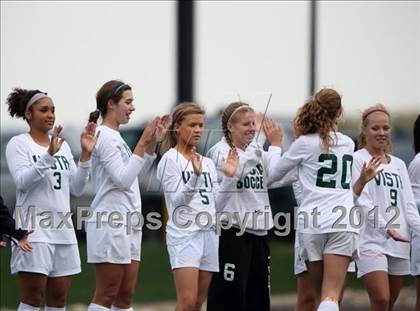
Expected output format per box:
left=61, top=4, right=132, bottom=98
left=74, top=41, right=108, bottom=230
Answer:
left=6, top=88, right=46, bottom=119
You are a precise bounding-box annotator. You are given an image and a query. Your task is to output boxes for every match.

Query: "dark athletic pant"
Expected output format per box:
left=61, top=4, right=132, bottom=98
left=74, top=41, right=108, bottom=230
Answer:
left=207, top=227, right=271, bottom=311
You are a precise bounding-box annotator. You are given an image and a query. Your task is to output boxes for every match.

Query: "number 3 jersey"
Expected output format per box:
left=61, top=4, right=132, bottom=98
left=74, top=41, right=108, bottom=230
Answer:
left=5, top=133, right=90, bottom=244
left=353, top=148, right=420, bottom=259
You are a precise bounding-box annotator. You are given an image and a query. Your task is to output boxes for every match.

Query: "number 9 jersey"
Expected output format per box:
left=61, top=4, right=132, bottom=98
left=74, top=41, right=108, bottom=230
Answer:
left=352, top=148, right=420, bottom=260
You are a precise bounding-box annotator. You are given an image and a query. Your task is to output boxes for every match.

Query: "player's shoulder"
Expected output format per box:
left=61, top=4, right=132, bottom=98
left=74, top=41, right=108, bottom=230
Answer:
left=353, top=148, right=369, bottom=160
left=409, top=153, right=420, bottom=170
left=335, top=132, right=355, bottom=147
left=158, top=148, right=182, bottom=169
left=7, top=133, right=28, bottom=145
left=6, top=133, right=31, bottom=152
left=207, top=138, right=229, bottom=158
left=389, top=154, right=406, bottom=169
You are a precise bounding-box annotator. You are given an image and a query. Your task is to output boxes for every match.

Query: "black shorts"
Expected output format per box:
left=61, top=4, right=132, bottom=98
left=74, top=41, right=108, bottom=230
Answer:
left=207, top=227, right=271, bottom=311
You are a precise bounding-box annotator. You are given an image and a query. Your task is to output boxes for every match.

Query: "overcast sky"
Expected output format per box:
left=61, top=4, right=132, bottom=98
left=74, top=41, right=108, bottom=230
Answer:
left=1, top=1, right=419, bottom=130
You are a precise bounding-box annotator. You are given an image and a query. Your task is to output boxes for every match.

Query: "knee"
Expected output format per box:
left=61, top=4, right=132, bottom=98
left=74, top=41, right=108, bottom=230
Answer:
left=297, top=295, right=316, bottom=311
left=371, top=295, right=390, bottom=309
left=194, top=301, right=204, bottom=311
left=177, top=296, right=197, bottom=311
left=94, top=283, right=120, bottom=307
left=21, top=287, right=45, bottom=307
left=114, top=287, right=135, bottom=308
left=46, top=289, right=68, bottom=307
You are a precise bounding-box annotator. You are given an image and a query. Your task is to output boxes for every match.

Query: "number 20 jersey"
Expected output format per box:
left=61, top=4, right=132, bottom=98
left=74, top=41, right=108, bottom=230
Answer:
left=280, top=132, right=356, bottom=234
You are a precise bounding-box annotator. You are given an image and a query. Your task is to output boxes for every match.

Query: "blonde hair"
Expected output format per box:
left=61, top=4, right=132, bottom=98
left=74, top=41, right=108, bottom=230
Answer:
left=358, top=103, right=392, bottom=154
left=160, top=102, right=205, bottom=154
left=293, top=88, right=342, bottom=152
left=221, top=102, right=254, bottom=148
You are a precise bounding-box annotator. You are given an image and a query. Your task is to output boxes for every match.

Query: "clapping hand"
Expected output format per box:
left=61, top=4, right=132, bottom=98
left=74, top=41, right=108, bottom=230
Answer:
left=221, top=148, right=239, bottom=178
left=48, top=125, right=65, bottom=156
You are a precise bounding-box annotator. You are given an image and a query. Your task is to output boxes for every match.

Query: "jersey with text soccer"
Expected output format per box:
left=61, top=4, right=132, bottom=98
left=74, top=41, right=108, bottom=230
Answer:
left=206, top=137, right=297, bottom=235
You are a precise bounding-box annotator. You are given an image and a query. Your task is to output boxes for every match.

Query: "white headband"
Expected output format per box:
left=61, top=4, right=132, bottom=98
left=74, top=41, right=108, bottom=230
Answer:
left=26, top=93, right=49, bottom=111
left=227, top=104, right=250, bottom=124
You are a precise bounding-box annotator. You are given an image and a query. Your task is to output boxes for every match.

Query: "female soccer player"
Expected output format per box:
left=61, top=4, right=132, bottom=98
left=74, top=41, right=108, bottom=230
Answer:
left=206, top=101, right=296, bottom=311
left=409, top=114, right=420, bottom=311
left=157, top=102, right=238, bottom=311
left=247, top=88, right=368, bottom=311
left=86, top=80, right=168, bottom=311
left=353, top=105, right=420, bottom=311
left=5, top=87, right=97, bottom=311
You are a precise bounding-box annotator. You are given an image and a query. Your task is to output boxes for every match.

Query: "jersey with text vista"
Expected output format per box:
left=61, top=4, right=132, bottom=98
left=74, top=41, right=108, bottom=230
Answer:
left=353, top=148, right=420, bottom=259
left=157, top=148, right=222, bottom=240
left=6, top=133, right=90, bottom=244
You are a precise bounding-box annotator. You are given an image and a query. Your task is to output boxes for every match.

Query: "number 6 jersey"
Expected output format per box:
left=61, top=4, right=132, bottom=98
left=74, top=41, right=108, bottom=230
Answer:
left=5, top=133, right=90, bottom=244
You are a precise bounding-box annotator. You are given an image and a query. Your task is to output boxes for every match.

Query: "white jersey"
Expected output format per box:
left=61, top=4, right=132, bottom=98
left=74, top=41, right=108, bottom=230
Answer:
left=206, top=137, right=296, bottom=235
left=353, top=148, right=420, bottom=259
left=5, top=133, right=90, bottom=244
left=408, top=153, right=420, bottom=211
left=89, top=125, right=156, bottom=223
left=270, top=132, right=356, bottom=234
left=157, top=148, right=227, bottom=239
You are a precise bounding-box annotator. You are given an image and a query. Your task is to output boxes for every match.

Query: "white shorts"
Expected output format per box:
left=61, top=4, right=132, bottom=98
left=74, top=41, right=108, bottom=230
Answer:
left=411, top=233, right=420, bottom=276
left=299, top=232, right=357, bottom=262
left=356, top=251, right=410, bottom=278
left=294, top=247, right=356, bottom=275
left=10, top=242, right=81, bottom=277
left=86, top=222, right=142, bottom=264
left=167, top=230, right=219, bottom=272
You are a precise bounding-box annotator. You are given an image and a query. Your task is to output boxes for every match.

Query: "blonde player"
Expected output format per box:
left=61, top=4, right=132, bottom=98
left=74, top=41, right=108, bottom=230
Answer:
left=206, top=102, right=299, bottom=311
left=157, top=103, right=238, bottom=311
left=353, top=106, right=420, bottom=311
left=86, top=80, right=168, bottom=311
left=5, top=88, right=97, bottom=311
left=409, top=115, right=420, bottom=311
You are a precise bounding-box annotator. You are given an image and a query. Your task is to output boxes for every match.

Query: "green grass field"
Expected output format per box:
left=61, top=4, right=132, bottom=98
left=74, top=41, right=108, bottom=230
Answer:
left=0, top=241, right=414, bottom=308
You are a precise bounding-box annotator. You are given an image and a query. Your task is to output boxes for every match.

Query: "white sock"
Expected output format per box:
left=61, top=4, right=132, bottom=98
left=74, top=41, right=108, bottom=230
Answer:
left=17, top=302, right=40, bottom=311
left=45, top=307, right=65, bottom=311
left=110, top=306, right=133, bottom=311
left=87, top=303, right=110, bottom=311
left=317, top=300, right=339, bottom=311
